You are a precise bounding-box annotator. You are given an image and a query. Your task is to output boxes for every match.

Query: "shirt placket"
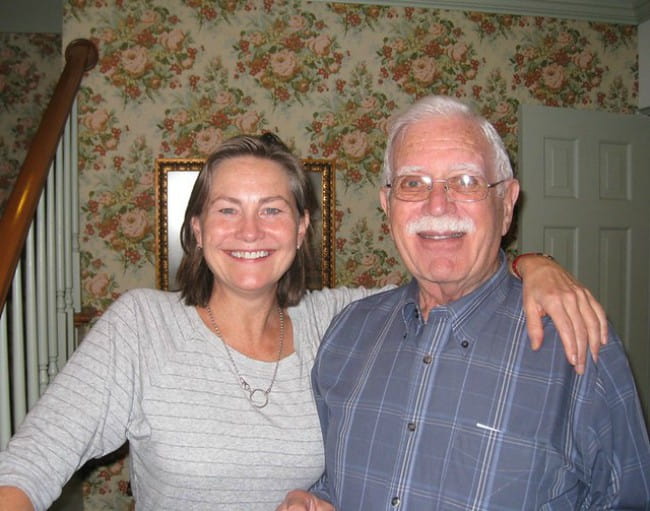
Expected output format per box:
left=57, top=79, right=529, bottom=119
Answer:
left=387, top=308, right=452, bottom=510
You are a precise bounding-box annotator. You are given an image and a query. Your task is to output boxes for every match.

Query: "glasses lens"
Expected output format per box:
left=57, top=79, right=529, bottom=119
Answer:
left=394, top=175, right=430, bottom=201
left=447, top=174, right=488, bottom=201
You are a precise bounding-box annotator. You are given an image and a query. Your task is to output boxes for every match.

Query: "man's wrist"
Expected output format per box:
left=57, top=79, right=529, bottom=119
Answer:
left=511, top=252, right=555, bottom=280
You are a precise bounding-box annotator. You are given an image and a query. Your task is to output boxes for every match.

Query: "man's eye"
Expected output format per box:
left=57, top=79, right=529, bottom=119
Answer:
left=401, top=177, right=425, bottom=189
left=452, top=175, right=481, bottom=190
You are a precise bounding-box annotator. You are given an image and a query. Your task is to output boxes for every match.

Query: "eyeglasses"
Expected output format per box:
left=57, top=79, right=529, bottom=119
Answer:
left=386, top=174, right=508, bottom=202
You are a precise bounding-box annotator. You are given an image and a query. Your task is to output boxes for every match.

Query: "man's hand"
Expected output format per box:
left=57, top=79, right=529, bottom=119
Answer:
left=275, top=490, right=335, bottom=511
left=516, top=253, right=608, bottom=374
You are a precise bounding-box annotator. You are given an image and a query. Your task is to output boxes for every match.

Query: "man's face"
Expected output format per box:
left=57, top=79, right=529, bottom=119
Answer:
left=380, top=116, right=520, bottom=305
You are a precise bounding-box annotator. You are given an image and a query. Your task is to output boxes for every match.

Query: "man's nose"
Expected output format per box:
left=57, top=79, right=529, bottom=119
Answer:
left=423, top=181, right=454, bottom=213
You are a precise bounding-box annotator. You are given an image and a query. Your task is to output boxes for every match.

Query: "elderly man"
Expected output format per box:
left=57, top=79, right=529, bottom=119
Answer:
left=279, top=95, right=650, bottom=510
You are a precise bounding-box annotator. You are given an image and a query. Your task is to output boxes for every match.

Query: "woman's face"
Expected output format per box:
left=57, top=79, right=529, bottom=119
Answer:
left=191, top=155, right=309, bottom=300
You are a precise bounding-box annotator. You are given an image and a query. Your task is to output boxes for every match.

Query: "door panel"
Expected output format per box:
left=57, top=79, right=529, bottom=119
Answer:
left=518, top=105, right=650, bottom=427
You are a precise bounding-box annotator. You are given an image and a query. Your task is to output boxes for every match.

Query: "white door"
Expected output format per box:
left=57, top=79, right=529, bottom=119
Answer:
left=518, top=104, right=650, bottom=427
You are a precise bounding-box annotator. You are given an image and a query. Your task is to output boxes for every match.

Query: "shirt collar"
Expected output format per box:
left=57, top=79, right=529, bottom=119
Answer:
left=400, top=250, right=513, bottom=339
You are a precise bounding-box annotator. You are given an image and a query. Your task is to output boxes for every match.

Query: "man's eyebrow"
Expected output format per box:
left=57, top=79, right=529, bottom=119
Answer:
left=449, top=162, right=483, bottom=174
left=395, top=165, right=426, bottom=176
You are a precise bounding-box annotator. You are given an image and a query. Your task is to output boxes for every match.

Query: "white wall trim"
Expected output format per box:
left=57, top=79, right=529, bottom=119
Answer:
left=318, top=0, right=650, bottom=24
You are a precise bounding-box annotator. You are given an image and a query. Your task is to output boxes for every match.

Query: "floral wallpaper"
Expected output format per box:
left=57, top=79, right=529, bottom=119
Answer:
left=61, top=1, right=637, bottom=316
left=2, top=1, right=639, bottom=508
left=0, top=33, right=61, bottom=215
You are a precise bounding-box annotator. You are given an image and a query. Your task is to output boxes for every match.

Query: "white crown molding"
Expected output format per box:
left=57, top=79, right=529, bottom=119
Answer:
left=318, top=0, right=650, bottom=25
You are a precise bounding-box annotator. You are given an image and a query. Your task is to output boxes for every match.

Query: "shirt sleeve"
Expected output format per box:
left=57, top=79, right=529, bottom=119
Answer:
left=582, top=331, right=650, bottom=508
left=0, top=292, right=140, bottom=511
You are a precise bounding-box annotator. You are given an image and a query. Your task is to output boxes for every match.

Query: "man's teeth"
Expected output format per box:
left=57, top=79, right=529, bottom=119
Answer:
left=231, top=250, right=270, bottom=259
left=418, top=232, right=464, bottom=240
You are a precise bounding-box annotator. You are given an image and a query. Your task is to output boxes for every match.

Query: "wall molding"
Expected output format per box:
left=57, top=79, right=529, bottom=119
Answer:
left=318, top=0, right=650, bottom=24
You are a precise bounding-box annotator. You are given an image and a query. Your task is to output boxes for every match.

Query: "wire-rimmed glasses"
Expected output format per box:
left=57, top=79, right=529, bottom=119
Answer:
left=386, top=174, right=508, bottom=202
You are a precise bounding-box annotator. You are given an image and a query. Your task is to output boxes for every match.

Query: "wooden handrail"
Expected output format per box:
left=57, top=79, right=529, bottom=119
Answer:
left=0, top=38, right=98, bottom=312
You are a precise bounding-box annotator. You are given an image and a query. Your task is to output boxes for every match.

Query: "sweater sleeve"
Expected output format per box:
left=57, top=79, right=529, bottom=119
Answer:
left=0, top=291, right=141, bottom=511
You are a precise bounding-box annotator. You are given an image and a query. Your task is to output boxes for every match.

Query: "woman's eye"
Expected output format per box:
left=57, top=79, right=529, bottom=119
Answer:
left=261, top=207, right=282, bottom=216
left=217, top=207, right=237, bottom=215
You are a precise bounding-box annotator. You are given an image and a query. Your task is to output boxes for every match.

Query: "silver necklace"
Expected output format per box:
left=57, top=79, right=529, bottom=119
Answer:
left=206, top=304, right=284, bottom=409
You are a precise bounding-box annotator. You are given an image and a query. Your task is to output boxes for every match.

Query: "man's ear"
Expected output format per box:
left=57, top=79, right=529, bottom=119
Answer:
left=380, top=187, right=390, bottom=217
left=501, top=179, right=520, bottom=236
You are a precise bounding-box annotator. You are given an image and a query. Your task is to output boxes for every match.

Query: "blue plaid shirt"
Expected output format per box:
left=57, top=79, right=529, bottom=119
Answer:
left=311, top=254, right=650, bottom=510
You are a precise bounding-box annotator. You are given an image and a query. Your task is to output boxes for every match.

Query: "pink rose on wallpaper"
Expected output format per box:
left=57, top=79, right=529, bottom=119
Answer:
left=542, top=63, right=565, bottom=90
left=495, top=101, right=513, bottom=117
left=307, top=34, right=332, bottom=56
left=139, top=172, right=153, bottom=187
left=322, top=112, right=336, bottom=127
left=141, top=9, right=161, bottom=26
left=392, top=38, right=407, bottom=52
left=14, top=62, right=31, bottom=77
left=250, top=32, right=265, bottom=47
left=342, top=131, right=370, bottom=160
left=82, top=109, right=109, bottom=132
left=359, top=97, right=378, bottom=112
left=428, top=23, right=447, bottom=38
left=160, top=29, right=185, bottom=52
left=214, top=91, right=235, bottom=107
left=361, top=253, right=379, bottom=267
left=556, top=31, right=573, bottom=46
left=573, top=50, right=594, bottom=69
left=195, top=127, right=223, bottom=155
left=120, top=209, right=148, bottom=240
left=173, top=110, right=189, bottom=124
left=380, top=270, right=405, bottom=286
left=288, top=15, right=308, bottom=32
left=99, top=28, right=116, bottom=43
left=270, top=49, right=299, bottom=80
left=105, top=137, right=118, bottom=150
left=97, top=191, right=114, bottom=206
left=121, top=46, right=149, bottom=77
left=377, top=117, right=390, bottom=135
left=411, top=56, right=437, bottom=85
left=448, top=42, right=468, bottom=62
left=235, top=111, right=260, bottom=132
left=85, top=273, right=110, bottom=298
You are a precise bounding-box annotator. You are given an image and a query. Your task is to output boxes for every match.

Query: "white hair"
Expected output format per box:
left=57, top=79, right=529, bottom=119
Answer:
left=382, top=95, right=513, bottom=187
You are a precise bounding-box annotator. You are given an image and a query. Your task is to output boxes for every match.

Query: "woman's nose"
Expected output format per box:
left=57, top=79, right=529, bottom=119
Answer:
left=236, top=214, right=263, bottom=241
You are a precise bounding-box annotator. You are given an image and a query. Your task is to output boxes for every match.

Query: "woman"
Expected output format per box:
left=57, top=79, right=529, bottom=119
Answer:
left=0, top=134, right=606, bottom=511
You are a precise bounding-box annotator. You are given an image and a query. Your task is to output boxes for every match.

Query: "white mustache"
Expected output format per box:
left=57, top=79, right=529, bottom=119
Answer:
left=406, top=215, right=476, bottom=235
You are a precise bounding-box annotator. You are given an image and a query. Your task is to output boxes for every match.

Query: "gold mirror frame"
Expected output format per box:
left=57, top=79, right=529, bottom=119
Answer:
left=154, top=158, right=335, bottom=291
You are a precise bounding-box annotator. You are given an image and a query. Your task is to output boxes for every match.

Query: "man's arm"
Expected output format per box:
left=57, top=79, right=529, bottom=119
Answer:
left=514, top=253, right=608, bottom=374
left=0, top=486, right=34, bottom=511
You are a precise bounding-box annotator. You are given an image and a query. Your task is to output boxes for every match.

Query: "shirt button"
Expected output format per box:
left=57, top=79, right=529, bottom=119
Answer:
left=391, top=496, right=400, bottom=507
left=461, top=339, right=470, bottom=348
left=423, top=354, right=433, bottom=364
left=407, top=422, right=416, bottom=431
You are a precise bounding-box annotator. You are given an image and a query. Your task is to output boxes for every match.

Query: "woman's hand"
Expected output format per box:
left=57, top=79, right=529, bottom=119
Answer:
left=515, top=253, right=608, bottom=374
left=275, top=490, right=335, bottom=511
left=0, top=486, right=34, bottom=511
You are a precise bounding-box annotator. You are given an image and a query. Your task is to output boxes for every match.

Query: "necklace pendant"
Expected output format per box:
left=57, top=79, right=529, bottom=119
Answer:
left=249, top=388, right=269, bottom=408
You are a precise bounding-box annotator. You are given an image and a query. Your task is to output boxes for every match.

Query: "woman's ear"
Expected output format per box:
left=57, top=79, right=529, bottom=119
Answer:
left=297, top=211, right=310, bottom=248
left=191, top=216, right=203, bottom=248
